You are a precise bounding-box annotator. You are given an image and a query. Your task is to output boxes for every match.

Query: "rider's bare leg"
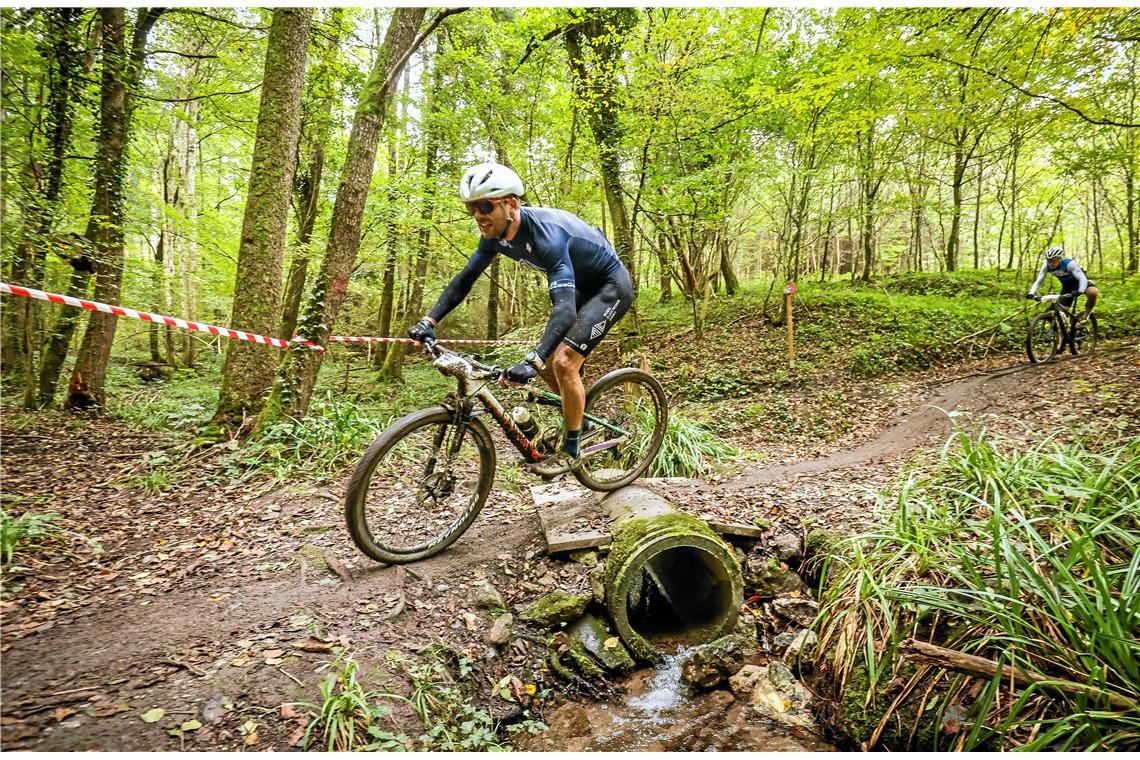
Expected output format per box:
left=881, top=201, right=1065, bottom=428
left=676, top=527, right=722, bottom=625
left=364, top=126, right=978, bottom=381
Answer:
left=1081, top=285, right=1098, bottom=319
left=536, top=343, right=587, bottom=456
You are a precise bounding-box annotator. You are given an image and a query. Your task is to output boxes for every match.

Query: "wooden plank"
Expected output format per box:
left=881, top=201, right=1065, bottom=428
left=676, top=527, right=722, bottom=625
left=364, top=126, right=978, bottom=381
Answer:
left=531, top=482, right=612, bottom=554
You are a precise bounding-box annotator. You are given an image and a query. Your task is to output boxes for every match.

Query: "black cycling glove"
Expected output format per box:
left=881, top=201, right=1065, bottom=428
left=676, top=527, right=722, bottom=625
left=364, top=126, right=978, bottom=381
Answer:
left=407, top=318, right=436, bottom=344
left=1025, top=293, right=1036, bottom=300
left=504, top=362, right=538, bottom=384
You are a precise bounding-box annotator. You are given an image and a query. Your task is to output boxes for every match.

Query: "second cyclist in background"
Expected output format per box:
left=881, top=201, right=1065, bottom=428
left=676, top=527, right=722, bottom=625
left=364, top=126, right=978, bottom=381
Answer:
left=1026, top=245, right=1098, bottom=319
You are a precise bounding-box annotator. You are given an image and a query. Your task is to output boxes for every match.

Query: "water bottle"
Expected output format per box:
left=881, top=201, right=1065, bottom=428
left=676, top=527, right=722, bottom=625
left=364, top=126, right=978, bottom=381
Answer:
left=511, top=406, right=539, bottom=440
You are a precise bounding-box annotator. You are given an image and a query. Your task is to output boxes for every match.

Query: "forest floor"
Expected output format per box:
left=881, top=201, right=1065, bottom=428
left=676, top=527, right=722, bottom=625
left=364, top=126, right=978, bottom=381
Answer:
left=1, top=344, right=1137, bottom=751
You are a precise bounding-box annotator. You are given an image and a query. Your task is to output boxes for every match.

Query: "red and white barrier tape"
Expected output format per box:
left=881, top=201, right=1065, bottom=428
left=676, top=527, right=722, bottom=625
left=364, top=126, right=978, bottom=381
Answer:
left=1, top=282, right=533, bottom=349
left=1, top=281, right=323, bottom=351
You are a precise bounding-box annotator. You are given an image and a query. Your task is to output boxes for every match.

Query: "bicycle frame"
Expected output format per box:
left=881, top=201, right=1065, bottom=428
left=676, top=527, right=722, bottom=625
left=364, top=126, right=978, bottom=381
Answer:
left=427, top=341, right=629, bottom=465
left=1037, top=293, right=1084, bottom=351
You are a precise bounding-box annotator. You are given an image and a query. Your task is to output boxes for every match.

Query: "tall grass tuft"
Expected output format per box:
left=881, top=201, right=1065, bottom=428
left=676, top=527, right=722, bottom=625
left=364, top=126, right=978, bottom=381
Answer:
left=814, top=429, right=1140, bottom=750
left=648, top=409, right=739, bottom=478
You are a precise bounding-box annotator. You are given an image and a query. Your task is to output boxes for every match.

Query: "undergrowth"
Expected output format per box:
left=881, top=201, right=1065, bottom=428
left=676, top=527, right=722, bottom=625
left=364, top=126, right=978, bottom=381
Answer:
left=299, top=647, right=546, bottom=751
left=814, top=427, right=1140, bottom=750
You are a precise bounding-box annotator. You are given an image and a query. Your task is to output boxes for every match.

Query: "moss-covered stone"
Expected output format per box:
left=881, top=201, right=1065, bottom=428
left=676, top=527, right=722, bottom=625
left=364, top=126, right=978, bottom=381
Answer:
left=518, top=590, right=590, bottom=629
left=745, top=554, right=806, bottom=597
left=566, top=639, right=606, bottom=679
left=680, top=634, right=751, bottom=689
left=568, top=614, right=635, bottom=674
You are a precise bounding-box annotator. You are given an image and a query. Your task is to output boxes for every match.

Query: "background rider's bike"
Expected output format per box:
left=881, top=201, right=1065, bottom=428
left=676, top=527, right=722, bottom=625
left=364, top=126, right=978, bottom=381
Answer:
left=345, top=339, right=668, bottom=564
left=1026, top=293, right=1098, bottom=364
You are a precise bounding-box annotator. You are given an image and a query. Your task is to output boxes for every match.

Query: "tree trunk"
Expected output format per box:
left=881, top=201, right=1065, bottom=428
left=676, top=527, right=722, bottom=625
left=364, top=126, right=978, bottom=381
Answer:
left=213, top=8, right=312, bottom=425
left=564, top=10, right=639, bottom=321
left=261, top=7, right=428, bottom=423
left=36, top=258, right=93, bottom=407
left=280, top=141, right=324, bottom=341
left=66, top=8, right=162, bottom=409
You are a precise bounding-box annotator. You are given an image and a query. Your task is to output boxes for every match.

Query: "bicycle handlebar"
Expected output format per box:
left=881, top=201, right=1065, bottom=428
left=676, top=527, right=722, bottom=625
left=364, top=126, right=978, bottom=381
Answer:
left=421, top=337, right=505, bottom=383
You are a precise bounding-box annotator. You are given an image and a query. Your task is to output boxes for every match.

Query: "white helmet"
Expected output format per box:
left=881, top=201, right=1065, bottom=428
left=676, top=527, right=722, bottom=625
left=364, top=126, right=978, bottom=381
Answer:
left=1044, top=245, right=1063, bottom=259
left=459, top=162, right=524, bottom=202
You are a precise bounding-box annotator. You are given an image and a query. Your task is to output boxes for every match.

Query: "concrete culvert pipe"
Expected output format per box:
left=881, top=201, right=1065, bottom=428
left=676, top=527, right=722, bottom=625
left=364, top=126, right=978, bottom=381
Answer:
left=602, top=486, right=743, bottom=662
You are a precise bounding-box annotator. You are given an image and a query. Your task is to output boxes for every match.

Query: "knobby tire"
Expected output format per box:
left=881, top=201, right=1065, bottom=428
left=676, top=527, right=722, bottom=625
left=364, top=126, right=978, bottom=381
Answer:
left=1026, top=312, right=1060, bottom=364
left=345, top=406, right=496, bottom=564
left=573, top=368, right=669, bottom=491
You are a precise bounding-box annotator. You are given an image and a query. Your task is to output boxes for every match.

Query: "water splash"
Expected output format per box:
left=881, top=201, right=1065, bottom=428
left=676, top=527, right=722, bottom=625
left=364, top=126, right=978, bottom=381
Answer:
left=622, top=646, right=697, bottom=723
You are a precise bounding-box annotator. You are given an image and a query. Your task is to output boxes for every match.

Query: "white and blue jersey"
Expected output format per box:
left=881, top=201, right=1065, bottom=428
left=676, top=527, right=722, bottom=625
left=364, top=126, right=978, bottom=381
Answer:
left=1029, top=257, right=1091, bottom=296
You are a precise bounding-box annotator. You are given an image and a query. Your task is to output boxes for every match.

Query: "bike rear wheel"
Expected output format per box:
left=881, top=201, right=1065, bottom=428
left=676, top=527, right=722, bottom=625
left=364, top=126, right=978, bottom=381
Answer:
left=1073, top=313, right=1099, bottom=356
left=345, top=407, right=496, bottom=564
left=1026, top=312, right=1060, bottom=364
left=573, top=368, right=668, bottom=492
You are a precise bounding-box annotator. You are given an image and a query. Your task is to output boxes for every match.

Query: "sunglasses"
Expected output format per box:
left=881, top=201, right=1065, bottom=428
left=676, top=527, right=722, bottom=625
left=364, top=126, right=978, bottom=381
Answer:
left=464, top=198, right=508, bottom=216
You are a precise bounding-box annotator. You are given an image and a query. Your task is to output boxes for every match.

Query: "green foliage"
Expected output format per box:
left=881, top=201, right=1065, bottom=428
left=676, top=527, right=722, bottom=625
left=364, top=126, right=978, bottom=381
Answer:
left=300, top=652, right=411, bottom=752
left=649, top=409, right=740, bottom=478
left=0, top=507, right=60, bottom=566
left=300, top=647, right=545, bottom=752
left=105, top=363, right=219, bottom=433
left=815, top=429, right=1140, bottom=750
left=221, top=393, right=390, bottom=481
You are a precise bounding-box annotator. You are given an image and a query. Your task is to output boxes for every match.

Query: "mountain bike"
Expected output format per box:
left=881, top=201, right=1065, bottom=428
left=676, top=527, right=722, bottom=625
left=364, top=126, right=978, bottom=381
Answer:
left=1026, top=293, right=1098, bottom=364
left=345, top=338, right=668, bottom=564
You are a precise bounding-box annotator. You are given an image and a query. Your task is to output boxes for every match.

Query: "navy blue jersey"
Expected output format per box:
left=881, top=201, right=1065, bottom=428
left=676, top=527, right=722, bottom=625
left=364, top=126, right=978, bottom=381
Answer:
left=469, top=207, right=622, bottom=293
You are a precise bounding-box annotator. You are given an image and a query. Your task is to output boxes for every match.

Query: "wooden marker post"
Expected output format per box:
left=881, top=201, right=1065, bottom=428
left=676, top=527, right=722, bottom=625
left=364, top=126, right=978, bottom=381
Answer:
left=784, top=281, right=797, bottom=363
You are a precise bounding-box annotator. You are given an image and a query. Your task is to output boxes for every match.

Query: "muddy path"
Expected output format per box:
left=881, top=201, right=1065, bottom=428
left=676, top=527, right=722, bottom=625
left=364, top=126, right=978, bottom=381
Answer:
left=2, top=346, right=1136, bottom=751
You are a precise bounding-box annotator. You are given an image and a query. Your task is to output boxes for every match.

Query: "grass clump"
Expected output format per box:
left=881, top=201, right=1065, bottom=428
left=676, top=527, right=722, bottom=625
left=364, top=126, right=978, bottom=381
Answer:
left=813, top=428, right=1139, bottom=751
left=1, top=507, right=60, bottom=566
left=220, top=394, right=389, bottom=482
left=649, top=408, right=740, bottom=478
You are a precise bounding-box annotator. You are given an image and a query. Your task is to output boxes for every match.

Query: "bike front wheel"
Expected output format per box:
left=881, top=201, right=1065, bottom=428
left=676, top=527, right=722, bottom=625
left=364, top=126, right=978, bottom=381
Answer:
left=1026, top=312, right=1060, bottom=364
left=573, top=368, right=668, bottom=492
left=345, top=407, right=496, bottom=564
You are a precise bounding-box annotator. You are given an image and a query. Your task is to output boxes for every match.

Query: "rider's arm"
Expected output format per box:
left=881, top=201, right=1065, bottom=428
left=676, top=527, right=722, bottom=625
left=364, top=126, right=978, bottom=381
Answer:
left=1027, top=261, right=1048, bottom=296
left=533, top=253, right=578, bottom=361
left=1066, top=261, right=1089, bottom=293
left=426, top=248, right=495, bottom=324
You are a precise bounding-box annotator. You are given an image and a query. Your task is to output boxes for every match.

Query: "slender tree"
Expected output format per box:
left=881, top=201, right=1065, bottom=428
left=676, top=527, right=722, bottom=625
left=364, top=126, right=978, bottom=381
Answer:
left=212, top=8, right=313, bottom=426
left=65, top=8, right=162, bottom=409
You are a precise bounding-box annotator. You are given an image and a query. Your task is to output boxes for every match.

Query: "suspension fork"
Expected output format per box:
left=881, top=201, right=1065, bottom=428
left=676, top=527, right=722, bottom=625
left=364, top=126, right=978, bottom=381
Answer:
left=424, top=400, right=473, bottom=477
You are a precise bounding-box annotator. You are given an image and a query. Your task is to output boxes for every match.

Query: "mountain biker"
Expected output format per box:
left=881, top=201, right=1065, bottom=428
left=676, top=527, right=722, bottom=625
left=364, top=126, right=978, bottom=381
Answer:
left=407, top=162, right=633, bottom=479
left=1026, top=245, right=1098, bottom=320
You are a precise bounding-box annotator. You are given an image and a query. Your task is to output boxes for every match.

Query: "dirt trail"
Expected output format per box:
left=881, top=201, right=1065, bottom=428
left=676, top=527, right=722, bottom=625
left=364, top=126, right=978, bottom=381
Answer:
left=2, top=347, right=1135, bottom=751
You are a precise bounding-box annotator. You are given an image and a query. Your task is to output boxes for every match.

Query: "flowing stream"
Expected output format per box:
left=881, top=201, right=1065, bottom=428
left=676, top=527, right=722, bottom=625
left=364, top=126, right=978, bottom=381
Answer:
left=525, top=651, right=834, bottom=752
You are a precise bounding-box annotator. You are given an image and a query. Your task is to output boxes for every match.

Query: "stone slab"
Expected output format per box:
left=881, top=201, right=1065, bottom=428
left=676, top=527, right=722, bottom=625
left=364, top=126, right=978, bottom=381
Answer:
left=531, top=482, right=611, bottom=554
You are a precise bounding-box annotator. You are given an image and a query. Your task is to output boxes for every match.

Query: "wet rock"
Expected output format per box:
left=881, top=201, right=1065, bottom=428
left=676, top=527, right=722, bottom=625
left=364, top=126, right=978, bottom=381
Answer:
left=681, top=635, right=748, bottom=690
left=745, top=554, right=807, bottom=597
left=771, top=597, right=818, bottom=627
left=485, top=613, right=513, bottom=647
left=772, top=631, right=797, bottom=654
left=475, top=581, right=505, bottom=612
left=728, top=664, right=765, bottom=696
left=519, top=590, right=590, bottom=629
left=770, top=532, right=804, bottom=565
left=568, top=614, right=635, bottom=675
left=782, top=629, right=817, bottom=670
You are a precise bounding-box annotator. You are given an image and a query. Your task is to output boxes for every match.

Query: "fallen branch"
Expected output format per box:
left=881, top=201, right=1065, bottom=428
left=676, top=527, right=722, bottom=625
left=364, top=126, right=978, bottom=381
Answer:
left=952, top=308, right=1027, bottom=345
left=899, top=638, right=1134, bottom=711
